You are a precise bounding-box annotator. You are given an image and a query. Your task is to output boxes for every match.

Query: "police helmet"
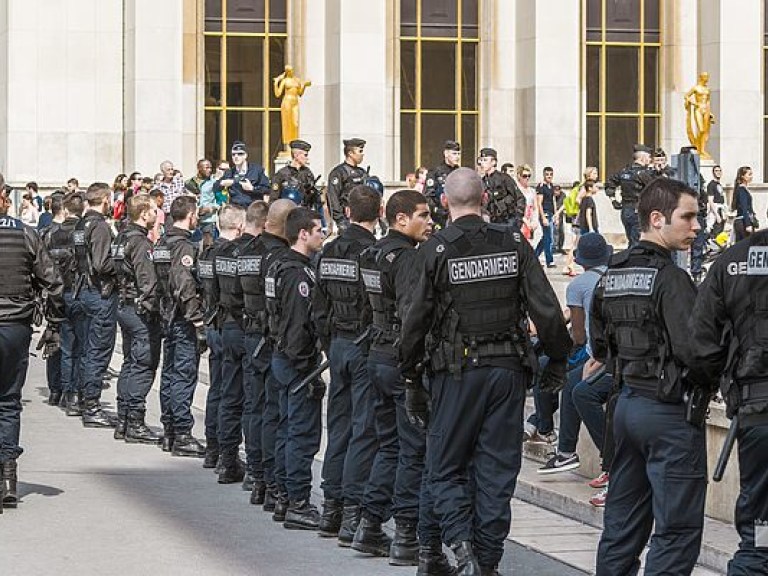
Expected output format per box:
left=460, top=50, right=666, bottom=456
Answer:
left=364, top=176, right=385, bottom=195
left=280, top=187, right=303, bottom=205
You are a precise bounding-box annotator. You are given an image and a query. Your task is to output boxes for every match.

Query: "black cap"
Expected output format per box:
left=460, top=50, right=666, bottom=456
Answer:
left=343, top=138, right=366, bottom=149
left=633, top=143, right=652, bottom=154
left=231, top=141, right=248, bottom=154
left=479, top=147, right=497, bottom=159
left=289, top=139, right=311, bottom=152
left=444, top=140, right=461, bottom=152
left=653, top=147, right=666, bottom=158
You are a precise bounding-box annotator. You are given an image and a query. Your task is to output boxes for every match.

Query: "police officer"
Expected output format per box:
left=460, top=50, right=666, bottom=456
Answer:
left=51, top=192, right=87, bottom=416
left=327, top=138, right=368, bottom=232
left=651, top=148, right=677, bottom=178
left=314, top=186, right=380, bottom=545
left=0, top=177, right=64, bottom=511
left=212, top=205, right=250, bottom=484
left=399, top=168, right=571, bottom=574
left=690, top=229, right=768, bottom=575
left=239, top=199, right=295, bottom=514
left=477, top=148, right=526, bottom=228
left=354, top=190, right=454, bottom=573
left=265, top=207, right=326, bottom=529
left=424, top=140, right=461, bottom=229
left=605, top=144, right=655, bottom=247
left=270, top=140, right=318, bottom=208
left=590, top=178, right=707, bottom=575
left=111, top=194, right=162, bottom=444
left=74, top=182, right=119, bottom=428
left=155, top=195, right=207, bottom=458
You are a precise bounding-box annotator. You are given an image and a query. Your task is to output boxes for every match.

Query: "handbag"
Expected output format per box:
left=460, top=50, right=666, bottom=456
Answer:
left=750, top=213, right=760, bottom=229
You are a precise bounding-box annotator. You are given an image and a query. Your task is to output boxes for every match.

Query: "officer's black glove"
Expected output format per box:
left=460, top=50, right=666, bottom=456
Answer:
left=539, top=358, right=567, bottom=393
left=405, top=385, right=430, bottom=429
left=611, top=199, right=623, bottom=210
left=36, top=324, right=61, bottom=359
left=307, top=377, right=327, bottom=401
left=194, top=324, right=208, bottom=355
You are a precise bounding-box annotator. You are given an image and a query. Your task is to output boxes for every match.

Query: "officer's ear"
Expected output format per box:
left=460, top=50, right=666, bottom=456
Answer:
left=344, top=206, right=351, bottom=220
left=649, top=209, right=667, bottom=230
left=481, top=191, right=489, bottom=206
left=440, top=194, right=449, bottom=209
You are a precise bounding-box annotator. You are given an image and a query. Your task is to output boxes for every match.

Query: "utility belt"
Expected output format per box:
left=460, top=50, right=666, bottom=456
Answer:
left=334, top=327, right=367, bottom=341
left=734, top=380, right=768, bottom=427
left=430, top=337, right=524, bottom=377
left=624, top=378, right=668, bottom=401
left=87, top=274, right=115, bottom=298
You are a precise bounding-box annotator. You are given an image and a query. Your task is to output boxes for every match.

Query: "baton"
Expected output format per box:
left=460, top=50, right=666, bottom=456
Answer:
left=290, top=328, right=370, bottom=395
left=713, top=414, right=739, bottom=482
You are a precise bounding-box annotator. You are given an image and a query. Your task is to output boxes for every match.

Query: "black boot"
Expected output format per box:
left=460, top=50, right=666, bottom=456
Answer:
left=217, top=451, right=245, bottom=484
left=417, top=543, right=457, bottom=576
left=64, top=392, right=82, bottom=416
left=337, top=504, right=361, bottom=547
left=125, top=412, right=162, bottom=445
left=284, top=499, right=320, bottom=530
left=48, top=391, right=62, bottom=406
left=250, top=480, right=266, bottom=506
left=113, top=414, right=127, bottom=440
left=273, top=491, right=289, bottom=522
left=82, top=399, right=116, bottom=428
left=317, top=498, right=343, bottom=537
left=262, top=483, right=277, bottom=512
left=202, top=439, right=219, bottom=469
left=241, top=470, right=255, bottom=491
left=351, top=515, right=393, bottom=557
left=480, top=567, right=499, bottom=576
left=171, top=433, right=206, bottom=458
left=2, top=459, right=18, bottom=508
left=451, top=541, right=480, bottom=576
left=161, top=425, right=175, bottom=452
left=390, top=518, right=419, bottom=566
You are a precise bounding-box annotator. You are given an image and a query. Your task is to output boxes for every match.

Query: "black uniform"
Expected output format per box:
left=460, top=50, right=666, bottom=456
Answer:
left=239, top=231, right=290, bottom=509
left=156, top=227, right=205, bottom=452
left=590, top=241, right=707, bottom=575
left=0, top=214, right=63, bottom=472
left=270, top=165, right=317, bottom=206
left=112, top=223, right=162, bottom=440
left=482, top=170, right=526, bottom=227
left=400, top=215, right=570, bottom=571
left=313, top=224, right=377, bottom=539
left=326, top=162, right=367, bottom=230
left=424, top=163, right=457, bottom=229
left=39, top=222, right=66, bottom=401
left=690, top=230, right=768, bottom=575
left=605, top=163, right=654, bottom=246
left=266, top=248, right=323, bottom=524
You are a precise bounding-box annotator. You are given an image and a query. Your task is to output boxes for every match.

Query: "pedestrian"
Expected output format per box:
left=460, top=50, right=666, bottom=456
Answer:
left=112, top=194, right=163, bottom=445
left=313, top=185, right=381, bottom=544
left=148, top=189, right=165, bottom=243
left=26, top=181, right=43, bottom=212
left=534, top=166, right=557, bottom=267
left=265, top=207, right=326, bottom=529
left=66, top=178, right=80, bottom=194
left=154, top=195, right=208, bottom=458
left=731, top=166, right=755, bottom=242
left=19, top=193, right=39, bottom=227
left=553, top=184, right=565, bottom=253
left=706, top=165, right=726, bottom=237
left=605, top=144, right=655, bottom=247
left=399, top=167, right=571, bottom=575
left=478, top=148, right=525, bottom=229
left=591, top=177, right=707, bottom=575
left=578, top=180, right=599, bottom=234
left=424, top=141, right=461, bottom=229
left=74, top=182, right=119, bottom=428
left=156, top=160, right=186, bottom=224
left=517, top=164, right=537, bottom=241
left=186, top=158, right=219, bottom=249
left=326, top=138, right=368, bottom=233
left=214, top=141, right=271, bottom=209
left=689, top=221, right=768, bottom=575
left=0, top=175, right=64, bottom=511
left=37, top=195, right=55, bottom=230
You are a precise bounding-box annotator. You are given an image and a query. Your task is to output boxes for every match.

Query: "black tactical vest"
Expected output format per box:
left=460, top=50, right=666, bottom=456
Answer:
left=45, top=220, right=78, bottom=290
left=73, top=212, right=106, bottom=285
left=360, top=238, right=408, bottom=351
left=317, top=234, right=371, bottom=336
left=112, top=227, right=146, bottom=302
left=153, top=234, right=185, bottom=320
left=0, top=216, right=34, bottom=302
left=238, top=236, right=267, bottom=332
left=215, top=240, right=244, bottom=324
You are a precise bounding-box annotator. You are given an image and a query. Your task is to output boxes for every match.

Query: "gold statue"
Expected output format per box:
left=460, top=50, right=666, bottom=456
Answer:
left=685, top=72, right=716, bottom=160
left=273, top=65, right=311, bottom=152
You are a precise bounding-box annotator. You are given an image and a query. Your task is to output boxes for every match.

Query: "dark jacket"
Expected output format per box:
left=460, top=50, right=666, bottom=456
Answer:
left=214, top=163, right=271, bottom=208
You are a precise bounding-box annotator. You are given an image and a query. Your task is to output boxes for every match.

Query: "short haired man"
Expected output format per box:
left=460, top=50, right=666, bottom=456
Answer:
left=326, top=138, right=368, bottom=232
left=265, top=207, right=326, bottom=529
left=271, top=139, right=318, bottom=209
left=186, top=158, right=219, bottom=249
left=313, top=186, right=381, bottom=543
left=477, top=147, right=526, bottom=229
left=424, top=140, right=461, bottom=229
left=214, top=141, right=271, bottom=208
left=112, top=194, right=163, bottom=444
left=534, top=166, right=557, bottom=267
left=66, top=178, right=80, bottom=194
left=591, top=178, right=707, bottom=574
left=156, top=160, right=186, bottom=220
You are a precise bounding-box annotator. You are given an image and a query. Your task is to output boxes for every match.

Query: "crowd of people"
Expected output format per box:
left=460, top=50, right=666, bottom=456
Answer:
left=0, top=137, right=765, bottom=576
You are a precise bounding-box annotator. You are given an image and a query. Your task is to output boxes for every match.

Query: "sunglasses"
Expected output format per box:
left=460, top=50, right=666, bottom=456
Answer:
left=232, top=151, right=246, bottom=157
left=521, top=173, right=531, bottom=178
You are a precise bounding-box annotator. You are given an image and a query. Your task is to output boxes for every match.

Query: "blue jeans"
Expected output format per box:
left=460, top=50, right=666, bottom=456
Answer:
left=0, top=324, right=32, bottom=462
left=160, top=320, right=200, bottom=434
left=558, top=366, right=612, bottom=454
left=534, top=212, right=555, bottom=265
left=80, top=288, right=117, bottom=401
left=321, top=336, right=378, bottom=505
left=204, top=327, right=223, bottom=443
left=60, top=291, right=87, bottom=394
left=271, top=352, right=322, bottom=502
left=115, top=305, right=161, bottom=416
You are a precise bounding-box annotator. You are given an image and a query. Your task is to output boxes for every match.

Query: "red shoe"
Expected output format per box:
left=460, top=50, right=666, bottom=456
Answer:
left=589, top=487, right=608, bottom=507
left=588, top=472, right=609, bottom=489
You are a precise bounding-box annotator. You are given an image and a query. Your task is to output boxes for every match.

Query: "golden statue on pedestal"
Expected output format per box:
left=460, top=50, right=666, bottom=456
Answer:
left=273, top=65, right=311, bottom=154
left=685, top=72, right=716, bottom=160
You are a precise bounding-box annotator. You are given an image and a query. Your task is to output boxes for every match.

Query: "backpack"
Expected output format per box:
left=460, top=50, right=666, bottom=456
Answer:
left=563, top=183, right=581, bottom=218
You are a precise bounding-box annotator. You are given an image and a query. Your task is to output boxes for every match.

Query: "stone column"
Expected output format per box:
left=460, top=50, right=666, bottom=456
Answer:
left=699, top=0, right=763, bottom=176
left=0, top=2, right=7, bottom=178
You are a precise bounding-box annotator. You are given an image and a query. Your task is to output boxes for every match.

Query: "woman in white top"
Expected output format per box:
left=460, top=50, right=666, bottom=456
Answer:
left=20, top=194, right=39, bottom=227
left=517, top=164, right=538, bottom=243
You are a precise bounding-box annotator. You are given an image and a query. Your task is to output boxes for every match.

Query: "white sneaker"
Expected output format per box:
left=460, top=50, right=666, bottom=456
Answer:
left=538, top=452, right=580, bottom=475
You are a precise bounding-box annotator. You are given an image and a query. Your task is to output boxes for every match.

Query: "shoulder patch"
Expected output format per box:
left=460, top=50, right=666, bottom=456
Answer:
left=603, top=267, right=657, bottom=297
left=385, top=252, right=397, bottom=262
left=747, top=246, right=768, bottom=275
left=298, top=281, right=310, bottom=297
left=332, top=177, right=339, bottom=185
left=448, top=252, right=518, bottom=284
left=426, top=178, right=434, bottom=187
left=436, top=244, right=445, bottom=253
left=181, top=254, right=194, bottom=267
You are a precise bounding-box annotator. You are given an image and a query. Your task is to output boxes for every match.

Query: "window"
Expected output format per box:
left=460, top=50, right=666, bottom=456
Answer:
left=400, top=0, right=479, bottom=178
left=585, top=0, right=661, bottom=178
left=204, top=0, right=287, bottom=168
